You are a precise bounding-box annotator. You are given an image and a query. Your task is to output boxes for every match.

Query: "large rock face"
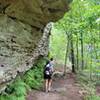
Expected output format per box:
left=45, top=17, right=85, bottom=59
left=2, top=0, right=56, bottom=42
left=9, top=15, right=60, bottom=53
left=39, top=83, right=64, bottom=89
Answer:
left=0, top=0, right=70, bottom=28
left=0, top=0, right=72, bottom=91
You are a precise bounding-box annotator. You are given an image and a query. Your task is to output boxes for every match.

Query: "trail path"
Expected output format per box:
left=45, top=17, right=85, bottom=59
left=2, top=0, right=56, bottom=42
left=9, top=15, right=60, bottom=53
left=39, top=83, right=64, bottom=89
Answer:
left=26, top=72, right=84, bottom=100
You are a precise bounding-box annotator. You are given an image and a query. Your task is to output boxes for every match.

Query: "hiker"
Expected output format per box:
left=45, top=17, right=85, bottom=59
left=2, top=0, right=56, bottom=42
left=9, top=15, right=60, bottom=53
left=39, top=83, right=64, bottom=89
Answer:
left=44, top=58, right=54, bottom=92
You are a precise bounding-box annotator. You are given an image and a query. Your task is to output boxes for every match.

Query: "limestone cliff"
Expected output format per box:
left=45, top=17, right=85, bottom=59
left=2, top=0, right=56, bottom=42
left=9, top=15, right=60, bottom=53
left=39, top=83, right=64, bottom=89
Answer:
left=0, top=0, right=72, bottom=92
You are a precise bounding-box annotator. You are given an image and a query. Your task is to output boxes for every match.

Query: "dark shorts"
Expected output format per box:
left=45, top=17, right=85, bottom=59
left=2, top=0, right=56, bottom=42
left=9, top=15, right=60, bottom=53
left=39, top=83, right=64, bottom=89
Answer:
left=44, top=74, right=52, bottom=80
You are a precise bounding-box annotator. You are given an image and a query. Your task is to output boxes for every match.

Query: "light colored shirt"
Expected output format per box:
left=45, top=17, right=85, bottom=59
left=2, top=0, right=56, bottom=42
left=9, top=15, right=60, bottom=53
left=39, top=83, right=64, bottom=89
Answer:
left=49, top=61, right=54, bottom=72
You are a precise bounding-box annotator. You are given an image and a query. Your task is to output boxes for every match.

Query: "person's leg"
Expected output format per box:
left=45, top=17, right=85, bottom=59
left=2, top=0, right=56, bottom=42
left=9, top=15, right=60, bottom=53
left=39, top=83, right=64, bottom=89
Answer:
left=48, top=79, right=52, bottom=91
left=45, top=79, right=48, bottom=92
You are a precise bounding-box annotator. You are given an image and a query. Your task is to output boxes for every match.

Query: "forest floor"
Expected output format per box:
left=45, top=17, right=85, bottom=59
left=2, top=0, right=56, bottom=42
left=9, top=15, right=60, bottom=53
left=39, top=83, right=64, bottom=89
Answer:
left=96, top=85, right=100, bottom=96
left=26, top=72, right=85, bottom=100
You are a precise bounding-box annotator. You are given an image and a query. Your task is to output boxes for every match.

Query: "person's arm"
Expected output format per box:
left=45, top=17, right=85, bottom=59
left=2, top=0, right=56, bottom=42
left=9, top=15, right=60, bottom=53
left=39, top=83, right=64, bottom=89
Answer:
left=50, top=61, right=54, bottom=72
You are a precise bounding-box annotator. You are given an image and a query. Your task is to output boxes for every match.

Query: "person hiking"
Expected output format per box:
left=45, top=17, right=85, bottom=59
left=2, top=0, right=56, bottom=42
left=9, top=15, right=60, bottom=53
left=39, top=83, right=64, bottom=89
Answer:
left=44, top=58, right=54, bottom=92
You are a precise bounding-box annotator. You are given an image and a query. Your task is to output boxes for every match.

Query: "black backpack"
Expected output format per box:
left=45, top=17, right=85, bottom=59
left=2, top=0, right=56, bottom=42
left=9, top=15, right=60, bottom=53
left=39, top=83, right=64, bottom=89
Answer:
left=44, top=63, right=52, bottom=75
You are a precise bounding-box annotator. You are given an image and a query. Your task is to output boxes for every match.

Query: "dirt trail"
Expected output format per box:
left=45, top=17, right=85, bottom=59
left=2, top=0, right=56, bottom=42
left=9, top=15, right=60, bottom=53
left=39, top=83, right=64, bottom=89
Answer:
left=26, top=73, right=84, bottom=100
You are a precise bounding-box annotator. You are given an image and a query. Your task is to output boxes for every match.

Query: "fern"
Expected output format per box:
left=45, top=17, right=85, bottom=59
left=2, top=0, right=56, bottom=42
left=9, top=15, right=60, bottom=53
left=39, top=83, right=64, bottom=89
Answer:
left=0, top=58, right=46, bottom=100
left=7, top=95, right=17, bottom=100
left=23, top=58, right=46, bottom=89
left=85, top=95, right=100, bottom=100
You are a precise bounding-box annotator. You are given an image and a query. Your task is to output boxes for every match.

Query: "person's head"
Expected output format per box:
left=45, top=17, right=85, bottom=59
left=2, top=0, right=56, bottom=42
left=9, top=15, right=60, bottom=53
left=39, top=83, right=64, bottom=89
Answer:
left=50, top=58, right=53, bottom=61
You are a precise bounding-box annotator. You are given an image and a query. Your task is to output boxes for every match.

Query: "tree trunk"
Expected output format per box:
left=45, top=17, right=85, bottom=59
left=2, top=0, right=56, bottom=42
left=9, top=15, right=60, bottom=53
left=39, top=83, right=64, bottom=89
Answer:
left=76, top=33, right=79, bottom=70
left=64, top=38, right=70, bottom=75
left=80, top=32, right=84, bottom=70
left=70, top=35, right=75, bottom=73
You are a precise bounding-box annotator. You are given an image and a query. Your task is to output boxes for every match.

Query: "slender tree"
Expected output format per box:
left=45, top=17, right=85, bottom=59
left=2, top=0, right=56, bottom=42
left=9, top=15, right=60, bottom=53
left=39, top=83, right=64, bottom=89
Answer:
left=70, top=34, right=75, bottom=73
left=76, top=33, right=79, bottom=70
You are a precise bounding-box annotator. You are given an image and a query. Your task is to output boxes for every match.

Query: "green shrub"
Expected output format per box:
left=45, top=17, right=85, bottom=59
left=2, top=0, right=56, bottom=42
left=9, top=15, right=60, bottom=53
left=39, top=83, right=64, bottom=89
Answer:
left=84, top=95, right=100, bottom=100
left=0, top=76, right=27, bottom=100
left=23, top=58, right=46, bottom=90
left=0, top=58, right=46, bottom=100
left=0, top=95, right=25, bottom=100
